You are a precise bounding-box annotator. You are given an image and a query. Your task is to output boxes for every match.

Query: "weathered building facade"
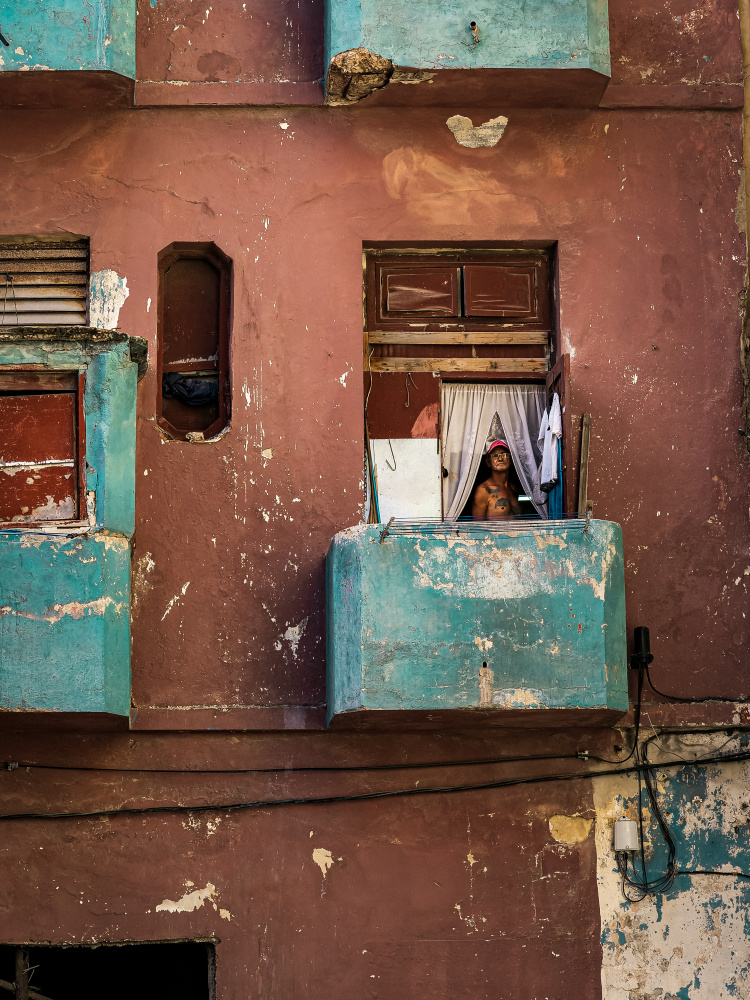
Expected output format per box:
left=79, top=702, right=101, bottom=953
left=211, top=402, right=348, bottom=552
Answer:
left=0, top=1, right=749, bottom=997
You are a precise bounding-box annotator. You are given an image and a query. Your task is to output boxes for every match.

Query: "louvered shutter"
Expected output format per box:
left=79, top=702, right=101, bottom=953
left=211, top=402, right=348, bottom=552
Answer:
left=0, top=239, right=89, bottom=326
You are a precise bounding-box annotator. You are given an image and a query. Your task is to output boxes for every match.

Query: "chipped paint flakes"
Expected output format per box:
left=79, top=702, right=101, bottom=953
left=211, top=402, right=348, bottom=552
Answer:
left=283, top=617, right=308, bottom=659
left=89, top=270, right=130, bottom=330
left=446, top=114, right=508, bottom=148
left=548, top=814, right=593, bottom=844
left=0, top=596, right=123, bottom=625
left=492, top=687, right=546, bottom=709
left=312, top=848, right=335, bottom=876
left=478, top=663, right=494, bottom=707
left=155, top=883, right=217, bottom=914
left=161, top=581, right=190, bottom=621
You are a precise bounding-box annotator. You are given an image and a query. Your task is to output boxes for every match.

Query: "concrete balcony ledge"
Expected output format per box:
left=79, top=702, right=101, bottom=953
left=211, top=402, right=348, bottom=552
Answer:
left=0, top=1, right=135, bottom=108
left=324, top=0, right=610, bottom=107
left=326, top=519, right=628, bottom=728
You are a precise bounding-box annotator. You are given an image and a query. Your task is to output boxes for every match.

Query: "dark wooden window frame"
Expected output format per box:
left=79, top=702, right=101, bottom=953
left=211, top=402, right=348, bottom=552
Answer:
left=363, top=243, right=554, bottom=375
left=363, top=242, right=579, bottom=513
left=156, top=242, right=232, bottom=442
left=0, top=367, right=87, bottom=527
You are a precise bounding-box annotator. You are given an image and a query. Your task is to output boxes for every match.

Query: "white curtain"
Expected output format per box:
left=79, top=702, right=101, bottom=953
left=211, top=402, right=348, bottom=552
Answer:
left=441, top=383, right=547, bottom=519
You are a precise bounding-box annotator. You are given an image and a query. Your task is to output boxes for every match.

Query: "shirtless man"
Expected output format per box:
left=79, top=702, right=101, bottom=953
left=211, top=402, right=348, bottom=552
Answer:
left=471, top=439, right=522, bottom=520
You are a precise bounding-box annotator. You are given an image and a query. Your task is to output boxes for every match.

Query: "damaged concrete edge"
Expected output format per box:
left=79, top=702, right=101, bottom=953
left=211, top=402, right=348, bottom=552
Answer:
left=325, top=47, right=434, bottom=105
left=128, top=336, right=148, bottom=381
left=0, top=327, right=148, bottom=380
left=446, top=114, right=508, bottom=148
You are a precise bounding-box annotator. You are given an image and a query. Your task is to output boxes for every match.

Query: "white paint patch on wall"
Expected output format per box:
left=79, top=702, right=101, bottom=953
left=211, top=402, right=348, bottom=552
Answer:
left=283, top=617, right=308, bottom=659
left=161, top=581, right=190, bottom=621
left=594, top=754, right=750, bottom=999
left=89, top=269, right=130, bottom=330
left=156, top=883, right=217, bottom=914
left=446, top=114, right=508, bottom=148
left=371, top=438, right=441, bottom=520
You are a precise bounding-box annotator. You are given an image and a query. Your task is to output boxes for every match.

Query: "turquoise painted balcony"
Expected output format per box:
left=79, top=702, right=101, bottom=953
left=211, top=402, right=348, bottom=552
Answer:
left=326, top=520, right=628, bottom=727
left=0, top=329, right=142, bottom=724
left=324, top=0, right=610, bottom=107
left=0, top=1, right=135, bottom=108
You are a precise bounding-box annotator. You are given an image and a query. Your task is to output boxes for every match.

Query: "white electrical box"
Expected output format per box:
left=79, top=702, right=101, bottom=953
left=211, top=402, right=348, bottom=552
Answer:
left=614, top=817, right=639, bottom=852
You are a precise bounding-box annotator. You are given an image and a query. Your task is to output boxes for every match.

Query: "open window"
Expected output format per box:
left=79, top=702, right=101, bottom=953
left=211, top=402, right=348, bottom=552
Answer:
left=0, top=942, right=214, bottom=1000
left=0, top=370, right=86, bottom=525
left=363, top=244, right=570, bottom=521
left=157, top=242, right=232, bottom=441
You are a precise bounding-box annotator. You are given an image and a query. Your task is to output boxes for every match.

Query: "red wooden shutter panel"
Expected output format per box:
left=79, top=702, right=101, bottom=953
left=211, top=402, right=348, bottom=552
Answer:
left=0, top=392, right=78, bottom=522
left=381, top=267, right=459, bottom=317
left=463, top=264, right=538, bottom=318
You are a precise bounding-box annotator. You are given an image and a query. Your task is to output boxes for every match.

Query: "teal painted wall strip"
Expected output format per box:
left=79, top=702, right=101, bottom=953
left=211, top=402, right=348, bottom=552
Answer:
left=0, top=534, right=130, bottom=715
left=0, top=1, right=135, bottom=78
left=325, top=0, right=610, bottom=74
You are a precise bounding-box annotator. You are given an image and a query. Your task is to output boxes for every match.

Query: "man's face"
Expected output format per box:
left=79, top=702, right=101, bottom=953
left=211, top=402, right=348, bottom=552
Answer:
left=487, top=446, right=511, bottom=470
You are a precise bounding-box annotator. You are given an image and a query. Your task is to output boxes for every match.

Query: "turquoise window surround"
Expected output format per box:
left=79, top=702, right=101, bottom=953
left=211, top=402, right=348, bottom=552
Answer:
left=0, top=329, right=142, bottom=719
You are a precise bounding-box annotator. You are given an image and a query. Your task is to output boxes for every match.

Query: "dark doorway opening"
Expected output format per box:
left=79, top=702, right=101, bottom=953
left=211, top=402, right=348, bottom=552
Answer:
left=0, top=941, right=214, bottom=1000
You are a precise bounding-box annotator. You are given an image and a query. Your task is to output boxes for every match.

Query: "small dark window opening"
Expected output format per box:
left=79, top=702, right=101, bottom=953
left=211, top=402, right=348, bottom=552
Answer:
left=0, top=370, right=86, bottom=525
left=157, top=242, right=231, bottom=441
left=0, top=941, right=214, bottom=1000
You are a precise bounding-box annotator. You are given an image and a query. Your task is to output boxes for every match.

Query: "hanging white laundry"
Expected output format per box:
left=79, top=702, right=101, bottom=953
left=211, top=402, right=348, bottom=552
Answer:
left=539, top=392, right=562, bottom=493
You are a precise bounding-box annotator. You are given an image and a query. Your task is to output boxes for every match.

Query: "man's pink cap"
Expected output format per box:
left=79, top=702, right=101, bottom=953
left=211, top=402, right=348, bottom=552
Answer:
left=486, top=439, right=510, bottom=454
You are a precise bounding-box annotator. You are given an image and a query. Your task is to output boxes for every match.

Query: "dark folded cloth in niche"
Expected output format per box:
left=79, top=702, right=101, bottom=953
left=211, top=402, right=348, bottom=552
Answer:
left=162, top=372, right=219, bottom=406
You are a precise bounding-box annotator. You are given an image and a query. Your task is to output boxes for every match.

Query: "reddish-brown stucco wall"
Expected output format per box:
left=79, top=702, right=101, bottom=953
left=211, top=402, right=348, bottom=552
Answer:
left=5, top=102, right=745, bottom=713
left=0, top=2, right=747, bottom=994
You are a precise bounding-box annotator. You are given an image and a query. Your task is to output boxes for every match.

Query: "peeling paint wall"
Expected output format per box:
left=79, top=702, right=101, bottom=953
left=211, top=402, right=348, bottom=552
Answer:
left=0, top=99, right=743, bottom=717
left=89, top=271, right=130, bottom=331
left=595, top=733, right=750, bottom=999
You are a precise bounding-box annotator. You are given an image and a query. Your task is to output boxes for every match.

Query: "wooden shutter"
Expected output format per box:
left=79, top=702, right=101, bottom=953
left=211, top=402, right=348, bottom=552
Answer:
left=381, top=267, right=459, bottom=318
left=364, top=250, right=551, bottom=374
left=0, top=240, right=89, bottom=326
left=0, top=371, right=84, bottom=523
left=463, top=264, right=540, bottom=319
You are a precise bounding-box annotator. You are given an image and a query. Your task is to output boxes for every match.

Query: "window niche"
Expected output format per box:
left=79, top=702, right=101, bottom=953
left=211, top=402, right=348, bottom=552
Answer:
left=157, top=242, right=231, bottom=441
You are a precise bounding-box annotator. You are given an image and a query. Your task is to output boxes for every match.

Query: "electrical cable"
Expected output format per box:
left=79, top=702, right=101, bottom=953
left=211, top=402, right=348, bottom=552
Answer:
left=1, top=747, right=750, bottom=824
left=645, top=664, right=750, bottom=705
left=3, top=751, right=587, bottom=774
left=614, top=728, right=750, bottom=899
